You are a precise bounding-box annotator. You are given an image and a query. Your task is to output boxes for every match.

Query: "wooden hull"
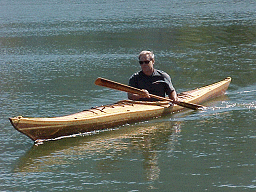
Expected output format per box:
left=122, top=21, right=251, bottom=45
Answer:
left=9, top=77, right=231, bottom=142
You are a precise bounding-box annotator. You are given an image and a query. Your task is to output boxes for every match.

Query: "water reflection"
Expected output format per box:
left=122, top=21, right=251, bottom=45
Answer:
left=142, top=122, right=181, bottom=182
left=14, top=121, right=181, bottom=182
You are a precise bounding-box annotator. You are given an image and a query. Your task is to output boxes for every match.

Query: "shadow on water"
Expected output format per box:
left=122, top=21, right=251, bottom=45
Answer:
left=14, top=120, right=182, bottom=181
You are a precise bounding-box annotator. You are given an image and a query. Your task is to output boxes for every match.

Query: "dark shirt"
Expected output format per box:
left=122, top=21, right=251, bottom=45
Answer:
left=129, top=69, right=175, bottom=101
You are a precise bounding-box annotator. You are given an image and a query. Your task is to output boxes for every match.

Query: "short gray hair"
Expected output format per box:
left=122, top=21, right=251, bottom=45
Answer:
left=138, top=50, right=155, bottom=61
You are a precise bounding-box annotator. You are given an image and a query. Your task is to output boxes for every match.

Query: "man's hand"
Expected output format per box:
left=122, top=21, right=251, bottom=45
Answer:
left=141, top=89, right=150, bottom=98
left=128, top=89, right=150, bottom=100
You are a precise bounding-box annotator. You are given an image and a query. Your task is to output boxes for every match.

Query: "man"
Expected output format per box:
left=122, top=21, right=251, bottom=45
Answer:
left=128, top=50, right=178, bottom=101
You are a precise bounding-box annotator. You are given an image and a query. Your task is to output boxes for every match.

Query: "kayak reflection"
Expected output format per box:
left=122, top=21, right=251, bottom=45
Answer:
left=14, top=121, right=182, bottom=182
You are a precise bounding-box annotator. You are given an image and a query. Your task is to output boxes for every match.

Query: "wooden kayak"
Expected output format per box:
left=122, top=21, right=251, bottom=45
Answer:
left=9, top=77, right=231, bottom=142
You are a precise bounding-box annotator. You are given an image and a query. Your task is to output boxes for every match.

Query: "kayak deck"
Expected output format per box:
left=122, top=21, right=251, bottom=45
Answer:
left=9, top=77, right=231, bottom=142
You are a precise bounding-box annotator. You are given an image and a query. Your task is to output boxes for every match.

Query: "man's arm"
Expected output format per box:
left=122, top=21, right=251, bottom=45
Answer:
left=169, top=90, right=178, bottom=101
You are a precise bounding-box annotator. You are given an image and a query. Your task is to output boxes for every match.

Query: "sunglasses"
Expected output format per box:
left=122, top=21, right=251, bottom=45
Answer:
left=139, top=60, right=151, bottom=65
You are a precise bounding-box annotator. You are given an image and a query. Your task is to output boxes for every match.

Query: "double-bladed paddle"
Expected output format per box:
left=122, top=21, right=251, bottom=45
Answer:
left=95, top=77, right=205, bottom=110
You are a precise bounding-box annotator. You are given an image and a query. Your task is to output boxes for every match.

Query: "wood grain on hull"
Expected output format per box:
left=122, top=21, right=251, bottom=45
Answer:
left=9, top=77, right=231, bottom=142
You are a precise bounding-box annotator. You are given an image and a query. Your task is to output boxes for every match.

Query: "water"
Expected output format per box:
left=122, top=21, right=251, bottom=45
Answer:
left=1, top=0, right=255, bottom=191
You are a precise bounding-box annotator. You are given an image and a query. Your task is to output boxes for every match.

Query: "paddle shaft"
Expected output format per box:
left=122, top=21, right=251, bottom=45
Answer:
left=95, top=77, right=204, bottom=110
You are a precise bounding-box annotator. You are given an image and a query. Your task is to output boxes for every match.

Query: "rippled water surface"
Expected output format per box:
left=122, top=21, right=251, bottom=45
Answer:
left=1, top=0, right=255, bottom=191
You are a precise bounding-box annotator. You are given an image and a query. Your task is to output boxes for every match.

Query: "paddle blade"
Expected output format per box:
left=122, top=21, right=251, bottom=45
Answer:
left=172, top=100, right=205, bottom=110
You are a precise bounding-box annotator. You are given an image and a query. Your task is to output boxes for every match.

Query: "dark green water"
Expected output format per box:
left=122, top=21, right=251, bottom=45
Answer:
left=1, top=0, right=255, bottom=191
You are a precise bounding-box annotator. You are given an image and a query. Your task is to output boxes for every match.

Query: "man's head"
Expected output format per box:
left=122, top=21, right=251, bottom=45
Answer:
left=138, top=50, right=155, bottom=76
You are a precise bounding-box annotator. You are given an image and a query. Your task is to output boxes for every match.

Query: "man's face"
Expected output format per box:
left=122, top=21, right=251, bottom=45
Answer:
left=139, top=54, right=154, bottom=75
